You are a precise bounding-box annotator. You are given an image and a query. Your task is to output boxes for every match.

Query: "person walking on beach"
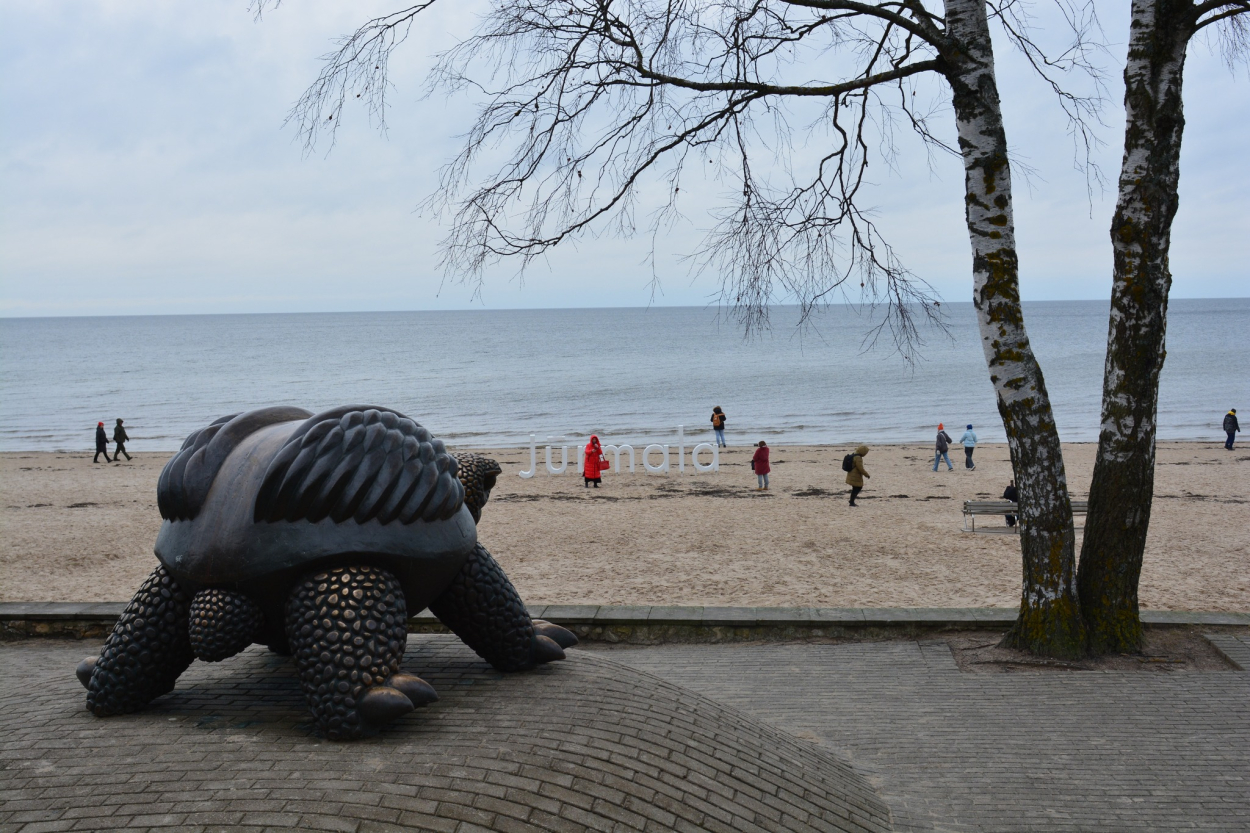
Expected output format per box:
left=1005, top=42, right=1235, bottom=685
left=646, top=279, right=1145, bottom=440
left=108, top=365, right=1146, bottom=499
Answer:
left=93, top=422, right=111, bottom=463
left=751, top=440, right=771, bottom=490
left=959, top=424, right=978, bottom=470
left=583, top=435, right=608, bottom=487
left=1003, top=479, right=1019, bottom=528
left=846, top=445, right=870, bottom=506
left=932, top=424, right=954, bottom=472
left=710, top=407, right=728, bottom=447
left=1224, top=409, right=1240, bottom=450
left=112, top=418, right=132, bottom=462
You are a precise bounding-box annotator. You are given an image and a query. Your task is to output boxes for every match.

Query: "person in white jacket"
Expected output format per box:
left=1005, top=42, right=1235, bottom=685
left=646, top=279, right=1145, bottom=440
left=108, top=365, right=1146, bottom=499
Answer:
left=959, top=424, right=978, bottom=470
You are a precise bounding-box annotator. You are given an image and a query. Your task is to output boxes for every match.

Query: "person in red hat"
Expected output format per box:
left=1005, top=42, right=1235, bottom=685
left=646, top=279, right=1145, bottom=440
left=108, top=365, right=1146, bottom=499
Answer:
left=932, top=423, right=953, bottom=472
left=93, top=422, right=111, bottom=463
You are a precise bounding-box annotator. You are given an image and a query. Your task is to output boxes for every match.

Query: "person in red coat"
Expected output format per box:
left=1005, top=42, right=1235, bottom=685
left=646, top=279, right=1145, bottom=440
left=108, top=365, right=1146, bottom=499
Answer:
left=583, top=435, right=608, bottom=487
left=751, top=440, right=771, bottom=491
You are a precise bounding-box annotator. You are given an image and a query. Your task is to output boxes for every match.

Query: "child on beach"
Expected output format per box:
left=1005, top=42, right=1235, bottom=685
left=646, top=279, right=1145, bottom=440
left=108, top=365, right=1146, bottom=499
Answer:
left=846, top=445, right=870, bottom=506
left=93, top=422, right=111, bottom=463
left=711, top=407, right=727, bottom=447
left=583, top=435, right=608, bottom=487
left=751, top=440, right=770, bottom=490
left=959, top=424, right=977, bottom=470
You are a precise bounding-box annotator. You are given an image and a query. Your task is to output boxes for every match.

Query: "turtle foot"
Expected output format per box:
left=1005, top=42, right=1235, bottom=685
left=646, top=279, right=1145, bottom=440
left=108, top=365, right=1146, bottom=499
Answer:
left=430, top=543, right=572, bottom=672
left=358, top=686, right=414, bottom=725
left=76, top=657, right=97, bottom=689
left=286, top=565, right=412, bottom=741
left=188, top=588, right=263, bottom=662
left=533, top=619, right=579, bottom=649
left=386, top=673, right=439, bottom=707
left=533, top=634, right=566, bottom=664
left=86, top=566, right=194, bottom=716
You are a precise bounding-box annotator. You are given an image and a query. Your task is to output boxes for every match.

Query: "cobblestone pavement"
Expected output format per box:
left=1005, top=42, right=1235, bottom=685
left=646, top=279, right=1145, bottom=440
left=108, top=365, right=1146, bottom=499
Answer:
left=0, top=637, right=890, bottom=833
left=596, top=631, right=1250, bottom=832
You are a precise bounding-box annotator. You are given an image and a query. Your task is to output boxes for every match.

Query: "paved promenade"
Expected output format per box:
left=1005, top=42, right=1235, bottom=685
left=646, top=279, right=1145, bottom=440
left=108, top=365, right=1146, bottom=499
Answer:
left=2, top=628, right=1248, bottom=832
left=1, top=637, right=889, bottom=833
left=603, top=633, right=1250, bottom=832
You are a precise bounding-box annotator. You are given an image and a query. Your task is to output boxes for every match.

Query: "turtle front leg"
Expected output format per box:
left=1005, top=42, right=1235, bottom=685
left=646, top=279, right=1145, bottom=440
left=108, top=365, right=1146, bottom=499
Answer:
left=286, top=565, right=437, bottom=741
left=428, top=543, right=577, bottom=672
left=77, top=565, right=195, bottom=716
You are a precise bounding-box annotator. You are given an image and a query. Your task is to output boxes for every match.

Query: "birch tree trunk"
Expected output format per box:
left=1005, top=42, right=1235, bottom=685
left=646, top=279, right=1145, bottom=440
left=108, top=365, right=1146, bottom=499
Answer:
left=944, top=0, right=1086, bottom=657
left=1077, top=0, right=1191, bottom=655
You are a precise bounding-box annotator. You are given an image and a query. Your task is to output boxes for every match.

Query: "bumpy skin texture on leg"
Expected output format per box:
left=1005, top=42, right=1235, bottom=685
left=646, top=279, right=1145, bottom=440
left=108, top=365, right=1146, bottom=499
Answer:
left=87, top=566, right=194, bottom=716
left=188, top=588, right=264, bottom=662
left=429, top=543, right=558, bottom=672
left=285, top=565, right=410, bottom=741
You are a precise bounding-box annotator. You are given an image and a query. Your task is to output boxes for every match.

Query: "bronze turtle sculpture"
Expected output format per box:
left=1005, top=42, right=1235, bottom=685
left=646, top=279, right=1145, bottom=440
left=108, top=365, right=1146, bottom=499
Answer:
left=75, top=405, right=576, bottom=740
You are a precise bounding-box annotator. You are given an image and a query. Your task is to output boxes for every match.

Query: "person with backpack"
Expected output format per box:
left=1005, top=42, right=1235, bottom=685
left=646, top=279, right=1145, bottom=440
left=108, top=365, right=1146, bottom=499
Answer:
left=112, top=418, right=132, bottom=462
left=1224, top=409, right=1240, bottom=450
left=959, top=424, right=977, bottom=470
left=844, top=445, right=870, bottom=506
left=710, top=406, right=727, bottom=447
left=932, top=423, right=954, bottom=472
left=751, top=440, right=771, bottom=490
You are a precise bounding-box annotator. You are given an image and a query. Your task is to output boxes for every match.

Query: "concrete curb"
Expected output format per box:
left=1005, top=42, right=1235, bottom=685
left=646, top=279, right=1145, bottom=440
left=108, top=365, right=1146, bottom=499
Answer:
left=3, top=602, right=1247, bottom=642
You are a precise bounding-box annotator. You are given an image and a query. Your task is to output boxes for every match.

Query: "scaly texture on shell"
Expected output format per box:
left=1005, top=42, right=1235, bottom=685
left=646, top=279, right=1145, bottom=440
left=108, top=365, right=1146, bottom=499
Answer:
left=188, top=589, right=264, bottom=662
left=158, top=407, right=313, bottom=521
left=254, top=407, right=465, bottom=526
left=285, top=565, right=410, bottom=740
left=87, top=566, right=194, bottom=716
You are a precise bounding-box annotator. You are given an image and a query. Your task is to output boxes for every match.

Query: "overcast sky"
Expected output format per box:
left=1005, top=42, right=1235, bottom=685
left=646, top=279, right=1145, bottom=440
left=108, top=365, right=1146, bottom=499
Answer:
left=1, top=1, right=1246, bottom=317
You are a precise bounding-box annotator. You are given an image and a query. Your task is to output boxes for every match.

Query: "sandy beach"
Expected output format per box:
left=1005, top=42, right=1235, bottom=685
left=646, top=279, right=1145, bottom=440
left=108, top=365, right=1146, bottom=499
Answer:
left=1, top=443, right=1246, bottom=610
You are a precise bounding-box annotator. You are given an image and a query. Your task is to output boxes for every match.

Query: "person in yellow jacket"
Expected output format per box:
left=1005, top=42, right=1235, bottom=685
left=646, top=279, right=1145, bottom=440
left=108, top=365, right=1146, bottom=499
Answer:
left=845, top=445, right=870, bottom=507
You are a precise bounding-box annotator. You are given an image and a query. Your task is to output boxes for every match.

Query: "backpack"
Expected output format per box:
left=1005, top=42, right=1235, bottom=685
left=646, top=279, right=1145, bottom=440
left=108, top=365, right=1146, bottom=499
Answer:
left=841, top=453, right=855, bottom=472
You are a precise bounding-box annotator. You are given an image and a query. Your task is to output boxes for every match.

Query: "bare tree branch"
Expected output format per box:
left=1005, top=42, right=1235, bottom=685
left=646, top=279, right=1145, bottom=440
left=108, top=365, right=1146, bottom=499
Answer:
left=269, top=0, right=1107, bottom=359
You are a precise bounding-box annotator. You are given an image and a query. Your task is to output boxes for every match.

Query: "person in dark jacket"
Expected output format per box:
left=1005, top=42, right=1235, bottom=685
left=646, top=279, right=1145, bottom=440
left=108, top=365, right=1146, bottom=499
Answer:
left=932, top=423, right=954, bottom=472
left=93, top=422, right=111, bottom=463
left=112, top=418, right=132, bottom=462
left=751, top=440, right=771, bottom=490
left=1225, top=409, right=1240, bottom=450
left=846, top=445, right=870, bottom=506
left=710, top=407, right=727, bottom=447
left=1003, top=480, right=1018, bottom=528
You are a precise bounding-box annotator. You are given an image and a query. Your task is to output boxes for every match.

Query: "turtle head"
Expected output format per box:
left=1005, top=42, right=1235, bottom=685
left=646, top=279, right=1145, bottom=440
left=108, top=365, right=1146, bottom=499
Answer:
left=453, top=453, right=503, bottom=524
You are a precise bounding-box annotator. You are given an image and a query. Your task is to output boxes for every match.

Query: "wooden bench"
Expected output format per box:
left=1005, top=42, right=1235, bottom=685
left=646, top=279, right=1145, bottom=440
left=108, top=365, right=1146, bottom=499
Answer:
left=962, top=499, right=1088, bottom=533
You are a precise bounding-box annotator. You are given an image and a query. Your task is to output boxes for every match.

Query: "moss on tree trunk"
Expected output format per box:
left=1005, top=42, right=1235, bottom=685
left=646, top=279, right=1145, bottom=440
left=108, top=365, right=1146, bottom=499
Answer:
left=944, top=0, right=1085, bottom=658
left=1078, top=0, right=1191, bottom=655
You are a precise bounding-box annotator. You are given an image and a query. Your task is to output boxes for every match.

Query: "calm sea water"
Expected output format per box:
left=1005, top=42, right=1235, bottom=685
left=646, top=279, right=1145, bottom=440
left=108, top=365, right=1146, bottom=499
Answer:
left=0, top=300, right=1245, bottom=452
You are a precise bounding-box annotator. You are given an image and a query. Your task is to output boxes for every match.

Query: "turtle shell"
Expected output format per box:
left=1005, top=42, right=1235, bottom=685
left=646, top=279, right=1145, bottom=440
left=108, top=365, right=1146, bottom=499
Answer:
left=154, top=406, right=477, bottom=622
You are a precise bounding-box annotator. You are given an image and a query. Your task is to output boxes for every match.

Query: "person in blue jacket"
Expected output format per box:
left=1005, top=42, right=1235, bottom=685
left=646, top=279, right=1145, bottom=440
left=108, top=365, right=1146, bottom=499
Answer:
left=959, top=424, right=978, bottom=470
left=1225, top=409, right=1240, bottom=450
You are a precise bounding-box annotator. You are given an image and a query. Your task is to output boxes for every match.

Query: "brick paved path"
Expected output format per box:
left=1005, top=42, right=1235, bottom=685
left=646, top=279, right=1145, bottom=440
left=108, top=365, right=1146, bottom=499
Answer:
left=600, top=633, right=1250, bottom=832
left=0, top=637, right=890, bottom=833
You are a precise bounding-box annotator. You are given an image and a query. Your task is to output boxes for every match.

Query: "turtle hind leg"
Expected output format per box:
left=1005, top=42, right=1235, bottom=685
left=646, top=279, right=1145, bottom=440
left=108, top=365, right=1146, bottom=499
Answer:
left=81, top=565, right=194, bottom=716
left=286, top=565, right=434, bottom=741
left=428, top=543, right=576, bottom=672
